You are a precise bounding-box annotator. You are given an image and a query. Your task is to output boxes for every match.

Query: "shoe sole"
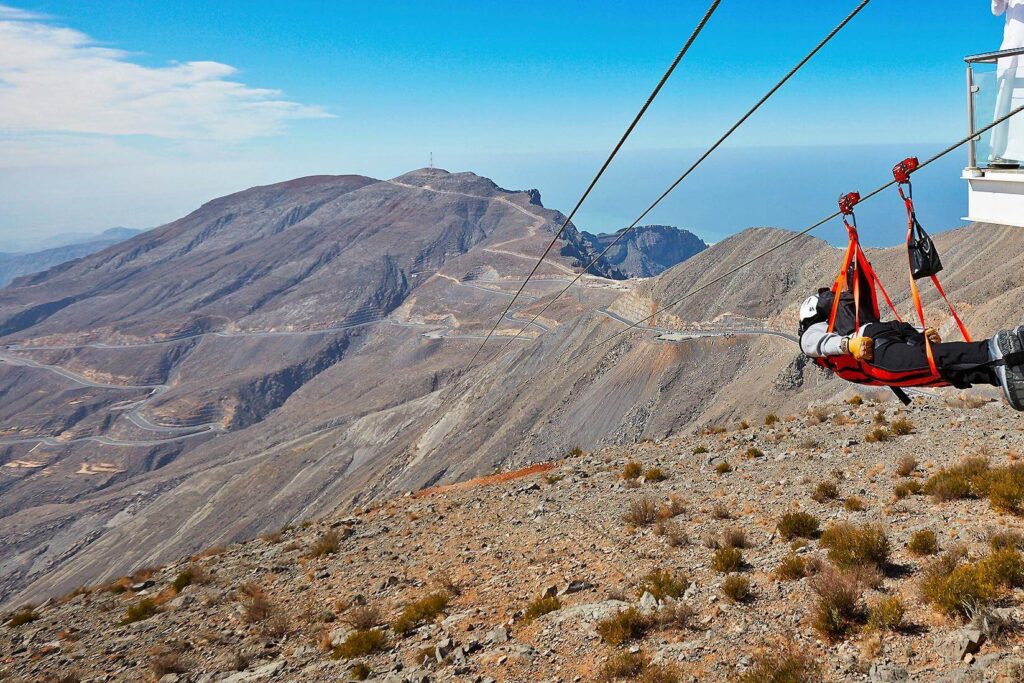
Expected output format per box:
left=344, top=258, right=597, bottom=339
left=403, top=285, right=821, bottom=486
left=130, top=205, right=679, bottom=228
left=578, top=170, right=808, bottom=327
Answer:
left=994, top=330, right=1024, bottom=411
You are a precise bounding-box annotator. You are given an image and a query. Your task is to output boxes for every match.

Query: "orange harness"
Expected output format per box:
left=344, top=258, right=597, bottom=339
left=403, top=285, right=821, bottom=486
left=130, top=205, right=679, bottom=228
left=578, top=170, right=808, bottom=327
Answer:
left=815, top=158, right=971, bottom=390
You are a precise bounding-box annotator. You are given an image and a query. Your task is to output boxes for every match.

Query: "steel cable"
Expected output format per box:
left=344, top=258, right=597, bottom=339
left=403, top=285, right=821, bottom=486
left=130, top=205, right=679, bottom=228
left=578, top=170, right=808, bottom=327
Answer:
left=484, top=0, right=872, bottom=365
left=467, top=0, right=723, bottom=368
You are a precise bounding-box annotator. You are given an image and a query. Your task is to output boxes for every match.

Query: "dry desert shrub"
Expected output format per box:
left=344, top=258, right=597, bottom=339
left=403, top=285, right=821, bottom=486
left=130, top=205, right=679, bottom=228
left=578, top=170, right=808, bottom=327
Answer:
left=637, top=570, right=689, bottom=601
left=332, top=629, right=388, bottom=659
left=738, top=642, right=820, bottom=683
left=625, top=497, right=659, bottom=527
left=895, top=455, right=918, bottom=477
left=522, top=595, right=561, bottom=623
left=778, top=512, right=820, bottom=540
left=712, top=547, right=743, bottom=573
left=811, top=480, right=839, bottom=503
left=908, top=530, right=939, bottom=557
left=819, top=523, right=889, bottom=570
left=596, top=607, right=653, bottom=645
left=392, top=592, right=450, bottom=635
left=722, top=575, right=752, bottom=603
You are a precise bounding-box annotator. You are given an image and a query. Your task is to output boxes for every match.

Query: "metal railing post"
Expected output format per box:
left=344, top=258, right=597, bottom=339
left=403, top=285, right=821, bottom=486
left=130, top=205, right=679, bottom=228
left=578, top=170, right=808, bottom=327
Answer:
left=967, top=63, right=978, bottom=170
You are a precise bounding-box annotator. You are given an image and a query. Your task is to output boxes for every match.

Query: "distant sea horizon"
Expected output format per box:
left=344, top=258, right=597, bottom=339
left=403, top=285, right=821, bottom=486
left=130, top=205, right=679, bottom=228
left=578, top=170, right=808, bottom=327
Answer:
left=445, top=143, right=972, bottom=249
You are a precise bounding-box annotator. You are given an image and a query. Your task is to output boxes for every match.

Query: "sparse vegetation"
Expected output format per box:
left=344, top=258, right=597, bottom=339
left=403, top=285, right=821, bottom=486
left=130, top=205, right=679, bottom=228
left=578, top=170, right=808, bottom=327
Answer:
left=738, top=644, right=819, bottom=683
left=721, top=575, right=751, bottom=603
left=596, top=607, right=653, bottom=645
left=239, top=584, right=276, bottom=624
left=623, top=462, right=643, bottom=480
left=121, top=598, right=158, bottom=625
left=350, top=662, right=372, bottom=680
left=171, top=566, right=208, bottom=593
left=843, top=496, right=866, bottom=512
left=808, top=406, right=831, bottom=425
left=712, top=547, right=743, bottom=573
left=918, top=547, right=1024, bottom=619
left=7, top=606, right=39, bottom=627
left=866, top=596, right=905, bottom=632
left=764, top=414, right=779, bottom=426
left=894, top=479, right=923, bottom=499
left=625, top=496, right=659, bottom=527
left=523, top=595, right=561, bottom=622
left=637, top=569, right=689, bottom=601
left=774, top=554, right=820, bottom=581
left=923, top=458, right=1024, bottom=514
left=332, top=629, right=388, bottom=659
left=989, top=530, right=1024, bottom=551
left=712, top=502, right=732, bottom=519
left=643, top=467, right=667, bottom=482
left=890, top=418, right=914, bottom=436
left=896, top=455, right=918, bottom=477
left=345, top=605, right=381, bottom=630
left=745, top=447, right=764, bottom=459
left=149, top=650, right=187, bottom=677
left=908, top=530, right=939, bottom=557
left=600, top=651, right=648, bottom=680
left=924, top=456, right=990, bottom=502
left=819, top=523, right=889, bottom=569
left=720, top=527, right=746, bottom=549
left=810, top=568, right=864, bottom=639
left=873, top=410, right=888, bottom=425
left=811, top=480, right=839, bottom=503
left=392, top=592, right=450, bottom=635
left=777, top=512, right=820, bottom=540
left=715, top=461, right=732, bottom=475
left=661, top=494, right=687, bottom=518
left=864, top=427, right=891, bottom=443
left=693, top=445, right=710, bottom=455
left=309, top=529, right=341, bottom=558
left=846, top=395, right=864, bottom=406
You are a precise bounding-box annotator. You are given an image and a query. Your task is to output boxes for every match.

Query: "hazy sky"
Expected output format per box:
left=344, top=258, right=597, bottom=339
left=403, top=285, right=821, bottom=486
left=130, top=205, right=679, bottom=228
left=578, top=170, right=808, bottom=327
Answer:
left=0, top=1, right=1009, bottom=247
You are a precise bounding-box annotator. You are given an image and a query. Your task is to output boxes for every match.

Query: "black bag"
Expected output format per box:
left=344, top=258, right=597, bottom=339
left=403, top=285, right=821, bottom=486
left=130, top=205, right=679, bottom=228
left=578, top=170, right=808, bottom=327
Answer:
left=908, top=213, right=943, bottom=280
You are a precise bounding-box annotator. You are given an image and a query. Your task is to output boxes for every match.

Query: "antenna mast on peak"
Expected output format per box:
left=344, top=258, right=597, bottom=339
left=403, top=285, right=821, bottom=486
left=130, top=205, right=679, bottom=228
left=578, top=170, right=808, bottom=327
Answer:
left=429, top=152, right=433, bottom=169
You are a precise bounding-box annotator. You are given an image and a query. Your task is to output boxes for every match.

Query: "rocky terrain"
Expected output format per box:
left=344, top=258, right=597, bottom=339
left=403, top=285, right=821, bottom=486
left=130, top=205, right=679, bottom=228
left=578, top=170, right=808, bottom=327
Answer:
left=4, top=393, right=1024, bottom=682
left=2, top=167, right=1023, bottom=638
left=579, top=225, right=708, bottom=278
left=0, top=228, right=142, bottom=287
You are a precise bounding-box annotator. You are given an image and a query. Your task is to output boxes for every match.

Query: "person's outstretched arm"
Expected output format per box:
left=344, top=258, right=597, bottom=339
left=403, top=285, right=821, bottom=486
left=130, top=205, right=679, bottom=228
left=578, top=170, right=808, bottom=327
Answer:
left=800, top=322, right=846, bottom=358
left=994, top=0, right=1007, bottom=16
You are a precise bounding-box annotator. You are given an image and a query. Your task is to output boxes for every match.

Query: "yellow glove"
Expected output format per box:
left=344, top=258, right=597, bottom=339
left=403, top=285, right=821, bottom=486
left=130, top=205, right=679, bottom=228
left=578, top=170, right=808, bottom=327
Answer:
left=847, top=336, right=874, bottom=362
left=925, top=327, right=942, bottom=344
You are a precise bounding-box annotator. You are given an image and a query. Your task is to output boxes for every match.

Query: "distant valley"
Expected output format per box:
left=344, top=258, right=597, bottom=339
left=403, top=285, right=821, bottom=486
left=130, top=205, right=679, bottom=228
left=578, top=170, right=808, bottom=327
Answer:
left=0, top=228, right=143, bottom=287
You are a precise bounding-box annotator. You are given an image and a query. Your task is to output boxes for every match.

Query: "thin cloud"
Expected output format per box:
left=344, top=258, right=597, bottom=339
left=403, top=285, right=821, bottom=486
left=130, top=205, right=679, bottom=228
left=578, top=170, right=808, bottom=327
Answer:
left=0, top=6, right=331, bottom=141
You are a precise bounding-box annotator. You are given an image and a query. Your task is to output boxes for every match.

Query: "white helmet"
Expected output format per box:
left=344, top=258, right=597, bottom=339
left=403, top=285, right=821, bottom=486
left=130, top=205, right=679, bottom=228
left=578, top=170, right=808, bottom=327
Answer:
left=799, top=294, right=820, bottom=323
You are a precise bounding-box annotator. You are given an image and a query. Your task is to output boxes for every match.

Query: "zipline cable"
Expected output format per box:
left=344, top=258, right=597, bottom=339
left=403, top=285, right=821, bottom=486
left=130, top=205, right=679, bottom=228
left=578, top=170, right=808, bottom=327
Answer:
left=484, top=0, right=872, bottom=364
left=466, top=0, right=723, bottom=368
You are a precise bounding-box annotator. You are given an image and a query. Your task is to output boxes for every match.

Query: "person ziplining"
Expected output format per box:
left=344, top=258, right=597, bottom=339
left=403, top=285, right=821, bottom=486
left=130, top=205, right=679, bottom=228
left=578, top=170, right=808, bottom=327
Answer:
left=798, top=157, right=1024, bottom=410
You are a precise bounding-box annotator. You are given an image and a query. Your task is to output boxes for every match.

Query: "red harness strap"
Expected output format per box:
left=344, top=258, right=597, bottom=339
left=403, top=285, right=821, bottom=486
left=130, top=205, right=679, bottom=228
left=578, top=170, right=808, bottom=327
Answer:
left=815, top=190, right=950, bottom=389
left=894, top=158, right=972, bottom=358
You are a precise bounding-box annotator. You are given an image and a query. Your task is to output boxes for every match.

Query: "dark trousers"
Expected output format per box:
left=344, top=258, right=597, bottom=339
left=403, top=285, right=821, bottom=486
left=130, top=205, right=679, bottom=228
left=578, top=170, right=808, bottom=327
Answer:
left=863, top=322, right=997, bottom=389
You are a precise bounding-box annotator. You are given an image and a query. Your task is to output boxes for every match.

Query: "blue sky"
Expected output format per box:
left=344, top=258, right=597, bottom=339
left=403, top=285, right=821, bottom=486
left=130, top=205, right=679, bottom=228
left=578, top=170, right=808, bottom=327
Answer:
left=0, top=1, right=1009, bottom=248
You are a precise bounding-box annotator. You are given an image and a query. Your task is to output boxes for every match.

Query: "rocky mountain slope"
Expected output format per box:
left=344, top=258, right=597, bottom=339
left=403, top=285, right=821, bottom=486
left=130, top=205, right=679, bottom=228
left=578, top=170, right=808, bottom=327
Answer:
left=4, top=395, right=1024, bottom=682
left=0, top=228, right=142, bottom=287
left=2, top=168, right=1022, bottom=624
left=580, top=225, right=708, bottom=278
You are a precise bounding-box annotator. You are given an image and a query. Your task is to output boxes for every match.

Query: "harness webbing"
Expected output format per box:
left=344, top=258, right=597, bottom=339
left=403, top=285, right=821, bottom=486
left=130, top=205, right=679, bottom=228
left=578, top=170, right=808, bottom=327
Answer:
left=897, top=179, right=973, bottom=370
